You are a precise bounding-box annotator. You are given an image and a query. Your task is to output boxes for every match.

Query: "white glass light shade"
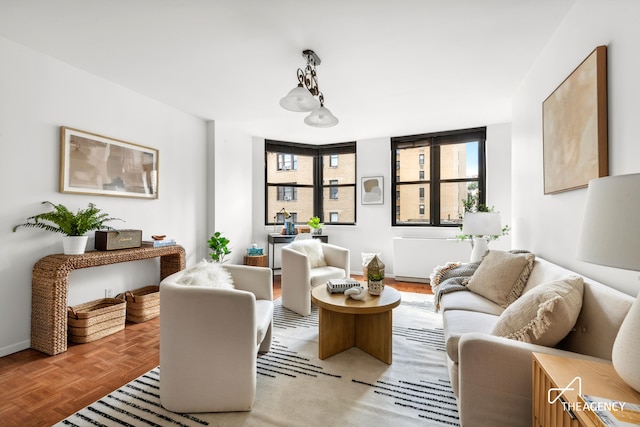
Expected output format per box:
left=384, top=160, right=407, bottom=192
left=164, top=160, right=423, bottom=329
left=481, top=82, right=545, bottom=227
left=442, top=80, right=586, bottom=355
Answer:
left=304, top=106, right=339, bottom=128
left=279, top=85, right=320, bottom=112
left=576, top=173, right=640, bottom=271
left=462, top=212, right=502, bottom=236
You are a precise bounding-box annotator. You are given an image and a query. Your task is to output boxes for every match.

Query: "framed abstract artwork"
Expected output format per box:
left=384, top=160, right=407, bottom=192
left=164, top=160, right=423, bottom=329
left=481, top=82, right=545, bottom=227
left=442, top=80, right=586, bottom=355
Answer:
left=60, top=127, right=159, bottom=199
left=361, top=176, right=384, bottom=205
left=542, top=45, right=608, bottom=194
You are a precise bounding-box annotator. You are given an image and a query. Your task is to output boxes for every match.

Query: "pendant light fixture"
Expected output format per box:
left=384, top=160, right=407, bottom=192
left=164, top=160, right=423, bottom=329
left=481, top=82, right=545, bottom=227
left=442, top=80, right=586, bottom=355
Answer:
left=280, top=49, right=339, bottom=128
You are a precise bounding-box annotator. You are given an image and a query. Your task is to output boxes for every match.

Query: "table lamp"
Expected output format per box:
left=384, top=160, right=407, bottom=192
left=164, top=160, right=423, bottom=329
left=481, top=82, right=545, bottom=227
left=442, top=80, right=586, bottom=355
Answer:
left=576, top=173, right=640, bottom=392
left=462, top=212, right=502, bottom=263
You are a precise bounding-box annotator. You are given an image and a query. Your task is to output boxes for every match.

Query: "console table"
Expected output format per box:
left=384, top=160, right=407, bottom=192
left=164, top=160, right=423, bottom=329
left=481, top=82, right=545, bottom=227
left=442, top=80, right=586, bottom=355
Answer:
left=31, top=245, right=186, bottom=356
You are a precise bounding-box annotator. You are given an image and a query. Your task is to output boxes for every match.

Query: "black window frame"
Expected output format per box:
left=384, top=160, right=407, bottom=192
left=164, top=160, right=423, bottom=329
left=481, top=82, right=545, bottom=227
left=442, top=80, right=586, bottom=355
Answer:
left=391, top=126, right=486, bottom=227
left=265, top=140, right=356, bottom=225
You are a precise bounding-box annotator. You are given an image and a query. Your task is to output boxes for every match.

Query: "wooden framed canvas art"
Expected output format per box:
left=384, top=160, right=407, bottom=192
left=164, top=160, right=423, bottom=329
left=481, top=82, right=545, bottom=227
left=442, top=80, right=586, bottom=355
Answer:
left=542, top=45, right=608, bottom=194
left=60, top=127, right=159, bottom=199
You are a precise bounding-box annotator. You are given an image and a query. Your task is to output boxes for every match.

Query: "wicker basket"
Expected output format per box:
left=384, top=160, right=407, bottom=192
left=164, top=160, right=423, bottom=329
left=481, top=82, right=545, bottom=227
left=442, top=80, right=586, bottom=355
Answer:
left=118, top=285, right=160, bottom=323
left=67, top=298, right=126, bottom=344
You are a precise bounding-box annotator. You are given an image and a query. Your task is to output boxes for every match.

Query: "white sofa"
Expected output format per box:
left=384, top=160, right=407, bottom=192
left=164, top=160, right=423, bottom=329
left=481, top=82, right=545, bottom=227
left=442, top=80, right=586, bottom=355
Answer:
left=159, top=264, right=273, bottom=413
left=440, top=256, right=634, bottom=427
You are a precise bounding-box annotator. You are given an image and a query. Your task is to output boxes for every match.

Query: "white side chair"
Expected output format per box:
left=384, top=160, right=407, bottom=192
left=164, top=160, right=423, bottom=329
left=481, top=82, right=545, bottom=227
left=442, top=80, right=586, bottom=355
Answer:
left=159, top=263, right=273, bottom=413
left=281, top=239, right=350, bottom=316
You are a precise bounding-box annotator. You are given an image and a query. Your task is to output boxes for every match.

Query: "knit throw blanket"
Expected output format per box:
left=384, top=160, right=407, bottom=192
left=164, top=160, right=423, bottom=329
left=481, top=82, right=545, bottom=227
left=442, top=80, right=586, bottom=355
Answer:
left=430, top=261, right=481, bottom=310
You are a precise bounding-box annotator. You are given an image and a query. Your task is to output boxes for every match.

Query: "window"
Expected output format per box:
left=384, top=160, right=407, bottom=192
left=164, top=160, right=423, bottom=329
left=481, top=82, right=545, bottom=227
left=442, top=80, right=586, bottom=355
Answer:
left=329, top=180, right=338, bottom=199
left=277, top=153, right=297, bottom=171
left=391, top=127, right=486, bottom=226
left=277, top=185, right=297, bottom=201
left=265, top=140, right=356, bottom=225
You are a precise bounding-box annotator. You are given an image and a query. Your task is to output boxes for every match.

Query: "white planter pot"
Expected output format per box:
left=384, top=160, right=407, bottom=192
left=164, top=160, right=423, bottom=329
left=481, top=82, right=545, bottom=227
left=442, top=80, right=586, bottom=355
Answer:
left=63, top=235, right=89, bottom=255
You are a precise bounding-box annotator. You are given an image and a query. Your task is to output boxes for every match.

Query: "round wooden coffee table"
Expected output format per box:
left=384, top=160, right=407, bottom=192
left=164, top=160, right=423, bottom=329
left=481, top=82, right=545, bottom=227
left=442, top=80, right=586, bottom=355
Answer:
left=311, top=284, right=401, bottom=364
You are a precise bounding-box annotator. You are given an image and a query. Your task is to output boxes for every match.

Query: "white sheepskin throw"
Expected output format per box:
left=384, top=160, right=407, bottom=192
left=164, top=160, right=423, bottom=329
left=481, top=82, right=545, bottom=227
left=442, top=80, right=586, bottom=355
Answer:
left=175, top=260, right=235, bottom=289
left=288, top=239, right=327, bottom=269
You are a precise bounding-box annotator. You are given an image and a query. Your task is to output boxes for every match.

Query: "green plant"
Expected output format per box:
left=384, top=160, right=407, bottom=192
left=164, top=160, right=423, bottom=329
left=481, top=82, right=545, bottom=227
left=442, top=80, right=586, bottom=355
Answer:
left=307, top=216, right=323, bottom=229
left=12, top=201, right=121, bottom=236
left=208, top=231, right=231, bottom=263
left=368, top=272, right=385, bottom=281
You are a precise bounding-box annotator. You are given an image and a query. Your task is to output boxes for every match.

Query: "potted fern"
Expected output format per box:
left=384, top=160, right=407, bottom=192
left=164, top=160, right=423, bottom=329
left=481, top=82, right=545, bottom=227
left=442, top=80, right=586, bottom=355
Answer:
left=13, top=201, right=122, bottom=255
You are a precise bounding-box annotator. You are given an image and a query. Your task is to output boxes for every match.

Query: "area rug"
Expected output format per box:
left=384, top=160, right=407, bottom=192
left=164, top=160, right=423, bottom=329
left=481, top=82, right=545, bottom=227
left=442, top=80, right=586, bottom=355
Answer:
left=56, top=292, right=459, bottom=427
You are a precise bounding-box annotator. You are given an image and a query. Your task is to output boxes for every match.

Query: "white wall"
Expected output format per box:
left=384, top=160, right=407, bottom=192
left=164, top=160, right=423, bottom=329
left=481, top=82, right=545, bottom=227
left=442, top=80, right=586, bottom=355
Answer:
left=512, top=0, right=640, bottom=296
left=212, top=123, right=254, bottom=264
left=0, top=37, right=208, bottom=356
left=250, top=123, right=512, bottom=275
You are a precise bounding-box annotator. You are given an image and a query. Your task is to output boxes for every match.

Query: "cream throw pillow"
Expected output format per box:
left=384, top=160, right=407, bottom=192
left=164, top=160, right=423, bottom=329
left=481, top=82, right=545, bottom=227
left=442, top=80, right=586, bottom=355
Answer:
left=288, top=239, right=327, bottom=268
left=491, top=276, right=584, bottom=346
left=175, top=260, right=235, bottom=289
left=466, top=250, right=535, bottom=308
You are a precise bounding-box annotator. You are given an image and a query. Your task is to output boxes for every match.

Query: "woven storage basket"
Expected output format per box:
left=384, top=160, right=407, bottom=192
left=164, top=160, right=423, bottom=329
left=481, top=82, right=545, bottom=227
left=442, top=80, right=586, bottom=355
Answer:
left=67, top=298, right=126, bottom=344
left=118, top=285, right=160, bottom=323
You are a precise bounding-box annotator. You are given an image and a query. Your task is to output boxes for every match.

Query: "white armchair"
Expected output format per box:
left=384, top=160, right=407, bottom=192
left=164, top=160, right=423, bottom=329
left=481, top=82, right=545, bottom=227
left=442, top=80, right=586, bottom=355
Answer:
left=159, top=263, right=273, bottom=413
left=281, top=239, right=350, bottom=316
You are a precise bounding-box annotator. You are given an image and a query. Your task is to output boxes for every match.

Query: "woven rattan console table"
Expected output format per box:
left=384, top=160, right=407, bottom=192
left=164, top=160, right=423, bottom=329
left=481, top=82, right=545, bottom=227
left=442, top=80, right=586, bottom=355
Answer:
left=31, top=245, right=186, bottom=356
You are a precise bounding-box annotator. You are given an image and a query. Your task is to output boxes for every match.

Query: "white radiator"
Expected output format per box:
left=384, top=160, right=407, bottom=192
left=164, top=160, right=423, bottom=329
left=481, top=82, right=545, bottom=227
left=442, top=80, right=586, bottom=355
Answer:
left=392, top=237, right=471, bottom=283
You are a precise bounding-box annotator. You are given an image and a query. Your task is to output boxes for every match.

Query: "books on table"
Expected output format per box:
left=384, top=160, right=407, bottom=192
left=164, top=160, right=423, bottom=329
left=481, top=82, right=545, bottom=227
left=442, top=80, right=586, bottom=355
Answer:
left=142, top=239, right=176, bottom=248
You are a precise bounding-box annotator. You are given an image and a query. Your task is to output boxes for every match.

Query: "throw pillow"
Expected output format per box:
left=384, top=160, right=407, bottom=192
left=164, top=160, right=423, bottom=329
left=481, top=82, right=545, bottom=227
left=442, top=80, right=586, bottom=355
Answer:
left=465, top=250, right=535, bottom=308
left=288, top=239, right=327, bottom=268
left=175, top=260, right=235, bottom=289
left=491, top=276, right=584, bottom=346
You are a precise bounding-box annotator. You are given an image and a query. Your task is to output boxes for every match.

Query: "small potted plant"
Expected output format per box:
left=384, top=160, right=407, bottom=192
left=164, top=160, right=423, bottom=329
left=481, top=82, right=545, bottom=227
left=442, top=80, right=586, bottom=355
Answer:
left=13, top=201, right=121, bottom=255
left=208, top=231, right=231, bottom=263
left=307, top=216, right=324, bottom=235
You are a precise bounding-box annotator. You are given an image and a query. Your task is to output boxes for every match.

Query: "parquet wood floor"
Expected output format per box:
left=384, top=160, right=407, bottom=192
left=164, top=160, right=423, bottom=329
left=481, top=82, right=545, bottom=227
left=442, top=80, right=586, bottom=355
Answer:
left=0, top=276, right=431, bottom=427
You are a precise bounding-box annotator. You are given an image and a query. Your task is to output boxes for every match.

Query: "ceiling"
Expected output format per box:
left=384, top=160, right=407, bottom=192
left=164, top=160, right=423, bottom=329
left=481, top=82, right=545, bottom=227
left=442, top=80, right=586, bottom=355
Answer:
left=0, top=0, right=576, bottom=143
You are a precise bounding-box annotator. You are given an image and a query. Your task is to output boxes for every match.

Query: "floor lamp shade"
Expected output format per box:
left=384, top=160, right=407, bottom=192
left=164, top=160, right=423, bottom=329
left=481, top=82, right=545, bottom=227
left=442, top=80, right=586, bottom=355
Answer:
left=577, top=173, right=640, bottom=393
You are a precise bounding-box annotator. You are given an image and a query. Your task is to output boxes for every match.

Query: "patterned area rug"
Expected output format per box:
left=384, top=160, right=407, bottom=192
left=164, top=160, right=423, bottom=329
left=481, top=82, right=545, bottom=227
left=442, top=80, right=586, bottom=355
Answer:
left=56, top=292, right=459, bottom=427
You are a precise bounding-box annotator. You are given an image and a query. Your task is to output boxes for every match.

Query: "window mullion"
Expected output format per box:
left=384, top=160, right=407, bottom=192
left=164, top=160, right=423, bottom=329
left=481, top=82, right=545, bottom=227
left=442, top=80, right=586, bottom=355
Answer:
left=431, top=145, right=440, bottom=226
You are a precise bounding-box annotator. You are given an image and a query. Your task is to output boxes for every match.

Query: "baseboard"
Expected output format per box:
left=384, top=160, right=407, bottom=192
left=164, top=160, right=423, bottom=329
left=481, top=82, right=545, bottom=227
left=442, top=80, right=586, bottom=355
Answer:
left=0, top=340, right=30, bottom=358
left=394, top=276, right=430, bottom=284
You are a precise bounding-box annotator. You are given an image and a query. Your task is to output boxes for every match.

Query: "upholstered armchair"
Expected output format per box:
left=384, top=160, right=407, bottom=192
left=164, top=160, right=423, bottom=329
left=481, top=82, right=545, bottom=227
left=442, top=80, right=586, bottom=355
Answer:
left=281, top=239, right=350, bottom=316
left=159, top=263, right=273, bottom=413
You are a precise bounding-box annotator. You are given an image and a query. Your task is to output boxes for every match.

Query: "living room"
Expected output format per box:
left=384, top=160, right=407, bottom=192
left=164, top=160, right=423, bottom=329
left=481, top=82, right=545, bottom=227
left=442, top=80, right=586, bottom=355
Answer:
left=1, top=0, right=639, bottom=425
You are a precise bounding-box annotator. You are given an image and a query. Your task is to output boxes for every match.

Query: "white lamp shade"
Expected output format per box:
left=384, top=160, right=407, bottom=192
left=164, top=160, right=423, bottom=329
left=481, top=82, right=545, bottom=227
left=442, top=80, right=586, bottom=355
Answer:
left=304, top=106, right=339, bottom=128
left=576, top=173, right=640, bottom=271
left=462, top=212, right=502, bottom=236
left=577, top=173, right=640, bottom=393
left=279, top=85, right=320, bottom=112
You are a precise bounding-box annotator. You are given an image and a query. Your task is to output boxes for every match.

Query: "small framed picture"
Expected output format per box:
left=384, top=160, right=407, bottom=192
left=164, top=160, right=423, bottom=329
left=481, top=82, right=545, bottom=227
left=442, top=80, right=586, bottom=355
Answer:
left=60, top=127, right=159, bottom=199
left=361, top=176, right=383, bottom=205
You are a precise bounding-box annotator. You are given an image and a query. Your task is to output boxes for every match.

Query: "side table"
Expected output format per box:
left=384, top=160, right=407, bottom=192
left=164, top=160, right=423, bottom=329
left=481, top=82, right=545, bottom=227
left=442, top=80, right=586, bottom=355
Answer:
left=244, top=254, right=268, bottom=267
left=532, top=352, right=640, bottom=426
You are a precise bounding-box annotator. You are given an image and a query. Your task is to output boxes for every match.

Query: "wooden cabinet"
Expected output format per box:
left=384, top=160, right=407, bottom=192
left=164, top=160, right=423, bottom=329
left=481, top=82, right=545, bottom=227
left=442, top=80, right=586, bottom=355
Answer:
left=532, top=352, right=640, bottom=427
